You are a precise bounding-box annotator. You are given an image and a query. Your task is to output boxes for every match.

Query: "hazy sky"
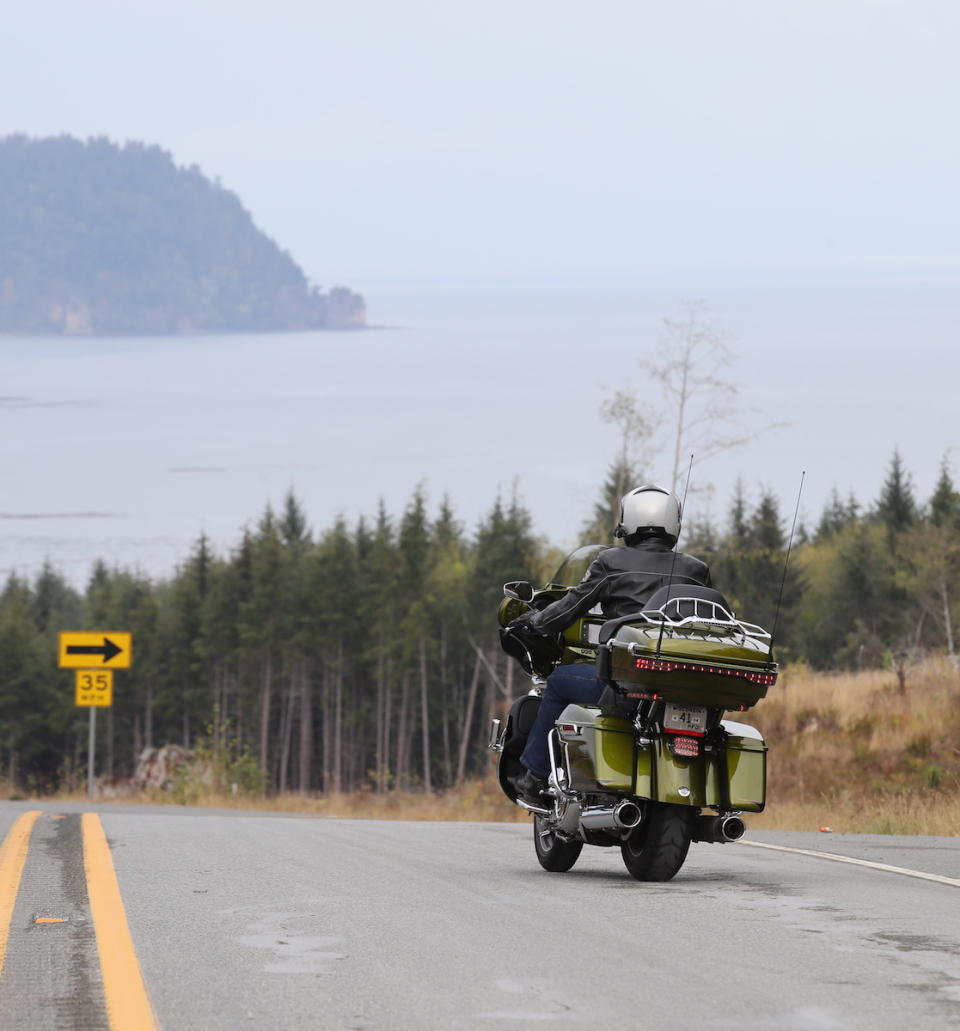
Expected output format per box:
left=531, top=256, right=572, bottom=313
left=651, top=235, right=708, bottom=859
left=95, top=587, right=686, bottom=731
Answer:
left=2, top=2, right=959, bottom=583
left=4, top=0, right=959, bottom=287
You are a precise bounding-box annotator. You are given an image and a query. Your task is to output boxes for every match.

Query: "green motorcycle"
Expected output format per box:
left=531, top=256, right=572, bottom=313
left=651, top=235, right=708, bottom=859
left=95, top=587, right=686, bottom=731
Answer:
left=489, top=546, right=775, bottom=881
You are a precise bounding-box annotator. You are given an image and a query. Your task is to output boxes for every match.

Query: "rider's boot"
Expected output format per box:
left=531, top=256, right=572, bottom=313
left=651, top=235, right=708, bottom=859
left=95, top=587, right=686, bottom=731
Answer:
left=509, top=768, right=549, bottom=805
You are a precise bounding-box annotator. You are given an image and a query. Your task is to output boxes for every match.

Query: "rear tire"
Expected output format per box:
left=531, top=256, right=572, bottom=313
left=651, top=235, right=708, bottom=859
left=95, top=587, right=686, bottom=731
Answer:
left=533, top=815, right=583, bottom=872
left=620, top=804, right=693, bottom=881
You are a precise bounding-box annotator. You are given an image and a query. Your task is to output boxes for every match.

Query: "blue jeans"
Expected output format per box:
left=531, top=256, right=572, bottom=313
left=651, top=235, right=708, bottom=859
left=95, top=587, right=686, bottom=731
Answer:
left=519, top=663, right=604, bottom=777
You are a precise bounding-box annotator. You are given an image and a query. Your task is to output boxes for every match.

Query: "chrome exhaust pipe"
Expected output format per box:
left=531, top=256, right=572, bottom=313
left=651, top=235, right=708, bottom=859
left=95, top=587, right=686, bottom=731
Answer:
left=718, top=814, right=746, bottom=841
left=579, top=801, right=644, bottom=833
left=613, top=800, right=643, bottom=829
left=692, top=813, right=747, bottom=843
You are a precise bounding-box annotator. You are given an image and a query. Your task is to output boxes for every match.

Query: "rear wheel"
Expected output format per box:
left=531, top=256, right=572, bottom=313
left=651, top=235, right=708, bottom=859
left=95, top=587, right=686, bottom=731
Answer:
left=620, top=804, right=693, bottom=881
left=533, top=815, right=583, bottom=872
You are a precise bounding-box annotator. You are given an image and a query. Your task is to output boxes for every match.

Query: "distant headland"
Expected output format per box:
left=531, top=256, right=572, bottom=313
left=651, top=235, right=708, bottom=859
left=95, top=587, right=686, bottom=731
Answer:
left=0, top=134, right=365, bottom=335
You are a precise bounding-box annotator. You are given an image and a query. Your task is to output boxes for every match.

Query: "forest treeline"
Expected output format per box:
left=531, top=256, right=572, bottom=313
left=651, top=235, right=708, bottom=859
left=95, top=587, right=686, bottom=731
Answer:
left=1, top=450, right=957, bottom=793
left=0, top=134, right=365, bottom=334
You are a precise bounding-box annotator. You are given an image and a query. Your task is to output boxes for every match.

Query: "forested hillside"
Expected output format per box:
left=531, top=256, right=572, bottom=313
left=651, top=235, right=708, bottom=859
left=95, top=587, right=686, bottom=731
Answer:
left=0, top=134, right=365, bottom=334
left=1, top=451, right=957, bottom=794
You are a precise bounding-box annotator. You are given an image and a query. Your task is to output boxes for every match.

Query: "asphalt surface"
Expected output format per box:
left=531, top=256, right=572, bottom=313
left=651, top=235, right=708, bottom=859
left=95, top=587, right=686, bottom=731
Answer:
left=1, top=802, right=959, bottom=1030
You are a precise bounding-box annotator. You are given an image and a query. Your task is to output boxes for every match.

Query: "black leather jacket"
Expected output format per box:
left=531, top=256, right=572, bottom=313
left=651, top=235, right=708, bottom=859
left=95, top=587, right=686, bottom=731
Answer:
left=526, top=537, right=712, bottom=636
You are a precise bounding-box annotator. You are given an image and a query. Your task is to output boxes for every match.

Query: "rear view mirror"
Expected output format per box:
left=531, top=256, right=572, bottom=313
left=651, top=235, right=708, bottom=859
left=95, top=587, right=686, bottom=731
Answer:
left=503, top=580, right=535, bottom=603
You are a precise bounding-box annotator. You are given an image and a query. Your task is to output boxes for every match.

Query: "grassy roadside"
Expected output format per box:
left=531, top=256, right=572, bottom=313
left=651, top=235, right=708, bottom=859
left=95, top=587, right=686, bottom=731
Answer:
left=1, top=774, right=527, bottom=823
left=6, top=660, right=958, bottom=835
left=748, top=656, right=960, bottom=835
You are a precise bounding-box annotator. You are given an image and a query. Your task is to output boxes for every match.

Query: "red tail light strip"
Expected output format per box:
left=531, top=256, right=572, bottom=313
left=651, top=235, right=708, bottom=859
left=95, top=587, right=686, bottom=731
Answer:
left=633, top=655, right=777, bottom=687
left=667, top=735, right=701, bottom=759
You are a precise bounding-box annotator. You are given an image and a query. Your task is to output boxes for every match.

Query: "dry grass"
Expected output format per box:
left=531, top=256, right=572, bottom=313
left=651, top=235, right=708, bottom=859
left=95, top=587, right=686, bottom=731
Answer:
left=746, top=794, right=960, bottom=836
left=2, top=775, right=528, bottom=823
left=747, top=656, right=960, bottom=836
left=5, top=661, right=958, bottom=836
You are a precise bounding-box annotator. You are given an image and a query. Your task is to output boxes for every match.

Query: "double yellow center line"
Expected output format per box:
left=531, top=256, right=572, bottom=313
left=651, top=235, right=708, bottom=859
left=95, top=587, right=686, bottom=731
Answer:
left=0, top=811, right=158, bottom=1030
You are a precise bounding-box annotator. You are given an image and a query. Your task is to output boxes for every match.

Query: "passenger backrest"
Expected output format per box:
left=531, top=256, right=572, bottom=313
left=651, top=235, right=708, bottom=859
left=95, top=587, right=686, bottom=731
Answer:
left=643, top=583, right=735, bottom=621
left=597, top=584, right=736, bottom=646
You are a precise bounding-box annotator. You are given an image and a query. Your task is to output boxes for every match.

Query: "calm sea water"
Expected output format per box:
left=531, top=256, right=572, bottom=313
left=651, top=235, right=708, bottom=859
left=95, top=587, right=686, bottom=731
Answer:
left=2, top=279, right=957, bottom=585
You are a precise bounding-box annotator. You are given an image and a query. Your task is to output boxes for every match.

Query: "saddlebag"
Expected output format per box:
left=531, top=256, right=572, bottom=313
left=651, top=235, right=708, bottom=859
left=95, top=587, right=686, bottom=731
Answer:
left=722, top=721, right=767, bottom=812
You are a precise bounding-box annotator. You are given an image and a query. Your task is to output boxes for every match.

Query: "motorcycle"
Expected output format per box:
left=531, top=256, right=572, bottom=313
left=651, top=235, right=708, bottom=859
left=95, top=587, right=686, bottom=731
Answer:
left=489, top=545, right=776, bottom=882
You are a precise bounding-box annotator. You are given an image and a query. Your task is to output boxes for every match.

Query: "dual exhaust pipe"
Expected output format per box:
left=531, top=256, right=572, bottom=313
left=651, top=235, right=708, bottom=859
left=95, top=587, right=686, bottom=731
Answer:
left=580, top=805, right=744, bottom=842
left=519, top=792, right=744, bottom=844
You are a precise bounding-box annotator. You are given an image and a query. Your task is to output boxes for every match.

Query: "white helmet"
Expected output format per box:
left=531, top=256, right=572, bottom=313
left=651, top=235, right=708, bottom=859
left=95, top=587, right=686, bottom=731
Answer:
left=616, top=485, right=681, bottom=540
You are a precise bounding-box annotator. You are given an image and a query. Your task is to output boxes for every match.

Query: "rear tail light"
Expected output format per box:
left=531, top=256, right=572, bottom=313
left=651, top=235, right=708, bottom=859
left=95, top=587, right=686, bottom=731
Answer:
left=666, top=735, right=701, bottom=759
left=633, top=656, right=777, bottom=687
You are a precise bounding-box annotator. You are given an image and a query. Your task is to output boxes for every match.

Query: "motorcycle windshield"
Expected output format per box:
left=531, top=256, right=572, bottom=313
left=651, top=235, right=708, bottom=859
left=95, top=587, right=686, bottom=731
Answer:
left=550, top=544, right=607, bottom=586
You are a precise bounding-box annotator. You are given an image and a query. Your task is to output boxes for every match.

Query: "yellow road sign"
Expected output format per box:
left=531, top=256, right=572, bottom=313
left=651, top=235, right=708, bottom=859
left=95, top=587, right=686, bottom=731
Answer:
left=58, top=631, right=132, bottom=669
left=75, top=670, right=114, bottom=707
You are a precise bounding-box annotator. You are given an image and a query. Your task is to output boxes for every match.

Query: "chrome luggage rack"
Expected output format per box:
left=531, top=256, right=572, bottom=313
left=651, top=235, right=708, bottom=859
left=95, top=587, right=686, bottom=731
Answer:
left=607, top=596, right=771, bottom=647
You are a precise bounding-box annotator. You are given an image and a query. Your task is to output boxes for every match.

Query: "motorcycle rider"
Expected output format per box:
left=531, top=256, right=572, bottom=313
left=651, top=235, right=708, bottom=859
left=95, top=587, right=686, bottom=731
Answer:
left=507, top=485, right=712, bottom=805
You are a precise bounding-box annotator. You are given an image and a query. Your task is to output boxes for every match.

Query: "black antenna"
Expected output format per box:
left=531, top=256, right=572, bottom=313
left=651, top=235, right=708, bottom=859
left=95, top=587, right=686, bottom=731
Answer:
left=655, top=454, right=694, bottom=657
left=768, top=471, right=806, bottom=667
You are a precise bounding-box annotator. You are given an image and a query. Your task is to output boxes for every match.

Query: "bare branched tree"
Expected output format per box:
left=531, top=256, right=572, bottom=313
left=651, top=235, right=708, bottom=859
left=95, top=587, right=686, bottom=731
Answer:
left=589, top=299, right=780, bottom=536
left=600, top=390, right=657, bottom=478
left=640, top=299, right=773, bottom=490
left=582, top=392, right=656, bottom=543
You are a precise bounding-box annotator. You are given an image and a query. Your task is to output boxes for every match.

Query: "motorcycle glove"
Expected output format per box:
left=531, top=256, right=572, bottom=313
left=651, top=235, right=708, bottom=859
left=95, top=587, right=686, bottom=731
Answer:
left=508, top=612, right=546, bottom=634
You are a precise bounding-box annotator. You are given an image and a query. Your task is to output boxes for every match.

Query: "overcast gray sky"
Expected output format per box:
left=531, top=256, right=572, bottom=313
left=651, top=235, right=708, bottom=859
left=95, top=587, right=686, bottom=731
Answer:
left=4, top=0, right=959, bottom=287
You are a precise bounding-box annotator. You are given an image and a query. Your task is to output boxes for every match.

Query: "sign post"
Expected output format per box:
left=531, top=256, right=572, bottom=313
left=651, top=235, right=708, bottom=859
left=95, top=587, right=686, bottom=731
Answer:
left=89, top=708, right=96, bottom=800
left=59, top=633, right=131, bottom=799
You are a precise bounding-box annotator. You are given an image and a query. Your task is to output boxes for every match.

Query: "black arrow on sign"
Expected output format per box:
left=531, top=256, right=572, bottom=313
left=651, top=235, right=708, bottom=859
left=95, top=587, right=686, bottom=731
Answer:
left=66, top=637, right=123, bottom=664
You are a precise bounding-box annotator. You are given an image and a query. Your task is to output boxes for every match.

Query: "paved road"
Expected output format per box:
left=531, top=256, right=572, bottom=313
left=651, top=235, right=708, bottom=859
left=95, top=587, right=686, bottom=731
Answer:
left=1, top=802, right=959, bottom=1030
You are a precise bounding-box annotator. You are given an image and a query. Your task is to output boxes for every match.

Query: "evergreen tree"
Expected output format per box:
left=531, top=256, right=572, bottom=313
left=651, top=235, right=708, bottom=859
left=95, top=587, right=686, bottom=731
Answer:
left=875, top=449, right=917, bottom=533
left=31, top=562, right=82, bottom=634
left=0, top=576, right=64, bottom=788
left=815, top=487, right=856, bottom=541
left=729, top=478, right=750, bottom=549
left=279, top=490, right=311, bottom=549
left=750, top=490, right=785, bottom=552
left=929, top=455, right=960, bottom=529
left=471, top=491, right=538, bottom=623
left=831, top=523, right=901, bottom=666
left=581, top=456, right=643, bottom=545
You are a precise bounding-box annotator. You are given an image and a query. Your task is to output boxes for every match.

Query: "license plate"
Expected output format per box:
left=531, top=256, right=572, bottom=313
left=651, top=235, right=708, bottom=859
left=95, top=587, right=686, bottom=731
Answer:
left=663, top=703, right=707, bottom=734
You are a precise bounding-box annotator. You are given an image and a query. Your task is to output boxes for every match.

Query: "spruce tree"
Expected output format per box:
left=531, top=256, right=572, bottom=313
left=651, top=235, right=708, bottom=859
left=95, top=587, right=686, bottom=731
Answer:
left=729, top=478, right=750, bottom=549
left=581, top=456, right=643, bottom=545
left=875, top=449, right=917, bottom=533
left=929, top=455, right=960, bottom=528
left=816, top=487, right=852, bottom=541
left=750, top=490, right=785, bottom=552
left=0, top=576, right=62, bottom=789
